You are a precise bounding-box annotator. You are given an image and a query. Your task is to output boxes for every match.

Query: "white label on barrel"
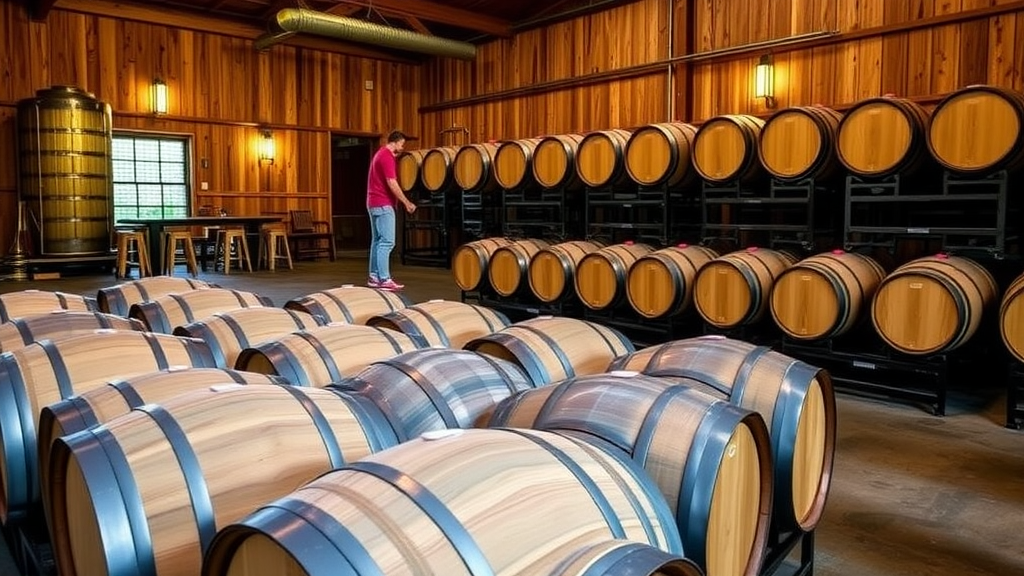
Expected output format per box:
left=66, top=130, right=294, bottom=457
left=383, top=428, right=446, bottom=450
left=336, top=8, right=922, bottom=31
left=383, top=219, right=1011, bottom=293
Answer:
left=607, top=370, right=639, bottom=378
left=726, top=443, right=737, bottom=458
left=537, top=315, right=554, bottom=320
left=328, top=321, right=348, bottom=327
left=167, top=365, right=190, bottom=372
left=49, top=309, right=69, bottom=314
left=852, top=360, right=876, bottom=370
left=341, top=284, right=354, bottom=288
left=909, top=283, right=923, bottom=289
left=421, top=429, right=464, bottom=441
left=93, top=328, right=117, bottom=334
left=801, top=275, right=812, bottom=281
left=718, top=268, right=728, bottom=274
left=210, top=384, right=246, bottom=392
left=699, top=335, right=727, bottom=341
left=428, top=299, right=445, bottom=303
left=907, top=227, right=930, bottom=234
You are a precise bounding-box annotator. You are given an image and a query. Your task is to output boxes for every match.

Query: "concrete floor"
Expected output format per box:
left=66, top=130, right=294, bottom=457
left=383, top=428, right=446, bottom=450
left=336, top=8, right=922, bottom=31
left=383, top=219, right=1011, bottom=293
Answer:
left=1, top=255, right=1022, bottom=576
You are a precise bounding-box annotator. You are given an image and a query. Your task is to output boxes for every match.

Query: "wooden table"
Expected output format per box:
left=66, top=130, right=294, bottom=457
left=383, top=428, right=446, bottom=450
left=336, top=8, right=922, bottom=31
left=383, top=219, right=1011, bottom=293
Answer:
left=118, top=215, right=283, bottom=273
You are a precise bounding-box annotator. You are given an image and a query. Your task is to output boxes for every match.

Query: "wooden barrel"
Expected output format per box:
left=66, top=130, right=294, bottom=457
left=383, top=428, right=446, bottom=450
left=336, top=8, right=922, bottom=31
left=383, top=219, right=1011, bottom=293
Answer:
left=465, top=316, right=634, bottom=386
left=624, top=122, right=699, bottom=188
left=490, top=372, right=773, bottom=576
left=202, top=427, right=683, bottom=576
left=758, top=105, right=844, bottom=182
left=694, top=247, right=799, bottom=329
left=532, top=134, right=585, bottom=189
left=174, top=307, right=325, bottom=368
left=693, top=115, right=766, bottom=184
left=576, top=129, right=633, bottom=188
left=332, top=348, right=534, bottom=441
left=48, top=384, right=399, bottom=576
left=836, top=95, right=931, bottom=178
left=0, top=330, right=215, bottom=523
left=627, top=244, right=719, bottom=319
left=494, top=138, right=540, bottom=189
left=284, top=285, right=410, bottom=325
left=0, top=310, right=145, bottom=352
left=608, top=335, right=836, bottom=533
left=0, top=289, right=96, bottom=322
left=367, top=299, right=510, bottom=349
left=454, top=142, right=500, bottom=192
left=487, top=238, right=550, bottom=296
left=1000, top=272, right=1024, bottom=363
left=575, top=242, right=654, bottom=310
left=871, top=254, right=997, bottom=355
left=421, top=146, right=459, bottom=193
left=397, top=149, right=427, bottom=192
left=927, top=85, right=1024, bottom=176
left=96, top=276, right=216, bottom=316
left=235, top=324, right=425, bottom=386
left=529, top=240, right=605, bottom=303
left=452, top=237, right=512, bottom=291
left=770, top=250, right=887, bottom=341
left=556, top=540, right=702, bottom=576
left=129, top=288, right=274, bottom=334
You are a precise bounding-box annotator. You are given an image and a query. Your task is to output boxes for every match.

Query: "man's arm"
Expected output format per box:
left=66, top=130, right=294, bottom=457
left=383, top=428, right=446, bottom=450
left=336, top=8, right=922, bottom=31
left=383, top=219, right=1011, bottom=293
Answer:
left=388, top=178, right=416, bottom=213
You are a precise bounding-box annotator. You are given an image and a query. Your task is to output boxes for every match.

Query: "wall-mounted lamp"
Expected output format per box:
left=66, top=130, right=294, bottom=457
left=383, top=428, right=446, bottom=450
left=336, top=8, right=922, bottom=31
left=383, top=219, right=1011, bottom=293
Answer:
left=258, top=129, right=276, bottom=165
left=754, top=54, right=776, bottom=109
left=151, top=78, right=169, bottom=115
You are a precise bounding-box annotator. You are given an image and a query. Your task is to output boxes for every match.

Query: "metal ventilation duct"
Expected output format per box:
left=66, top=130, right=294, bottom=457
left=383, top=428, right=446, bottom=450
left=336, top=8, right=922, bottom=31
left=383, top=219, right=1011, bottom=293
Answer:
left=255, top=7, right=477, bottom=60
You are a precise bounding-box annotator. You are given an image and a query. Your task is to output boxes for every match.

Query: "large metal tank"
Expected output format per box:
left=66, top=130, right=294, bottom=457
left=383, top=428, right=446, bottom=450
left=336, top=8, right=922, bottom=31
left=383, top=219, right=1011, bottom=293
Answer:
left=17, top=85, right=113, bottom=256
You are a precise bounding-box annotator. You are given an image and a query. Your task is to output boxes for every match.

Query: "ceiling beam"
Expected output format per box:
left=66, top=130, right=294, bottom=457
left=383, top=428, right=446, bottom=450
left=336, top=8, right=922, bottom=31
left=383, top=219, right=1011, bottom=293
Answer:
left=404, top=16, right=431, bottom=35
left=333, top=0, right=511, bottom=37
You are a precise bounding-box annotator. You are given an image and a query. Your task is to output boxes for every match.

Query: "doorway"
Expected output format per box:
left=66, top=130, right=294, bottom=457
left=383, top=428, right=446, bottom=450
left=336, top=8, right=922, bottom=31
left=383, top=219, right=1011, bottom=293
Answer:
left=331, top=135, right=375, bottom=254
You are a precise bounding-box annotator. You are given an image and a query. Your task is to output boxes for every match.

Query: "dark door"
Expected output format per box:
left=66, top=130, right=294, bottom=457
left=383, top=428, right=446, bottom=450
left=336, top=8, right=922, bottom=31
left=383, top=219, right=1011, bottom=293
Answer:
left=331, top=136, right=375, bottom=251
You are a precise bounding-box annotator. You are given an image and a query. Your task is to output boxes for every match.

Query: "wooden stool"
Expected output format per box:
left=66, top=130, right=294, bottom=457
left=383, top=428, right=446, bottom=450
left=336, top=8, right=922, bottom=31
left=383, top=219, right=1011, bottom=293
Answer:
left=216, top=228, right=253, bottom=274
left=258, top=224, right=293, bottom=271
left=161, top=227, right=200, bottom=277
left=115, top=229, right=152, bottom=279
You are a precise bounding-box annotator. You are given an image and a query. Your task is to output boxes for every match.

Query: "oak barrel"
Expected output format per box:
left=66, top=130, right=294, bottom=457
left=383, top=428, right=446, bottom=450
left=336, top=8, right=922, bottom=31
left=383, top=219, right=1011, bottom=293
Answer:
left=0, top=331, right=215, bottom=523
left=129, top=288, right=274, bottom=334
left=0, top=310, right=144, bottom=352
left=96, top=276, right=216, bottom=316
left=627, top=244, right=719, bottom=319
left=48, top=384, right=398, bottom=576
left=693, top=115, right=766, bottom=184
left=490, top=372, right=773, bottom=576
left=0, top=289, right=97, bottom=322
left=576, top=129, right=633, bottom=188
left=454, top=142, right=500, bottom=192
left=366, top=299, right=510, bottom=349
left=397, top=149, right=427, bottom=192
left=770, top=250, right=886, bottom=341
left=201, top=427, right=683, bottom=576
left=758, top=105, right=844, bottom=182
left=999, top=272, right=1024, bottom=363
left=235, top=324, right=425, bottom=387
left=529, top=240, right=606, bottom=303
left=174, top=307, right=324, bottom=368
left=927, top=84, right=1024, bottom=176
left=533, top=134, right=585, bottom=189
left=556, top=540, right=702, bottom=576
left=487, top=237, right=550, bottom=296
left=624, top=122, right=699, bottom=188
left=452, top=237, right=512, bottom=291
left=871, top=254, right=997, bottom=355
left=575, top=242, right=655, bottom=310
left=421, top=146, right=459, bottom=193
left=332, top=348, right=534, bottom=441
left=836, top=95, right=931, bottom=178
left=494, top=138, right=540, bottom=189
left=465, top=316, right=634, bottom=385
left=608, top=335, right=837, bottom=532
left=284, top=284, right=410, bottom=325
left=694, top=247, right=799, bottom=329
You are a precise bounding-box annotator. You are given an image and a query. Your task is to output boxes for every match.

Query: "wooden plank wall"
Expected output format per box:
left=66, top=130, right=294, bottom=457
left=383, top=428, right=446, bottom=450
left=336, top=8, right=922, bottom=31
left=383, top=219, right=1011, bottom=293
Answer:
left=0, top=1, right=421, bottom=254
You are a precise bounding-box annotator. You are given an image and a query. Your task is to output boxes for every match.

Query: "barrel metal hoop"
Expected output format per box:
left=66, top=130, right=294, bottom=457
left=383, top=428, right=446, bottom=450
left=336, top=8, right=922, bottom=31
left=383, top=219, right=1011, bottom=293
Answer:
left=405, top=306, right=450, bottom=347
left=319, top=290, right=355, bottom=324
left=142, top=332, right=171, bottom=371
left=374, top=324, right=415, bottom=353
left=473, top=352, right=526, bottom=394
left=514, top=324, right=575, bottom=381
left=329, top=386, right=403, bottom=448
left=217, top=313, right=252, bottom=357
left=0, top=360, right=38, bottom=513
left=170, top=293, right=196, bottom=325
left=256, top=498, right=369, bottom=575
left=294, top=331, right=344, bottom=383
left=39, top=340, right=75, bottom=400
left=731, top=345, right=773, bottom=405
left=12, top=319, right=34, bottom=347
left=382, top=357, right=462, bottom=429
left=579, top=542, right=695, bottom=576
left=110, top=379, right=146, bottom=409
left=280, top=386, right=345, bottom=469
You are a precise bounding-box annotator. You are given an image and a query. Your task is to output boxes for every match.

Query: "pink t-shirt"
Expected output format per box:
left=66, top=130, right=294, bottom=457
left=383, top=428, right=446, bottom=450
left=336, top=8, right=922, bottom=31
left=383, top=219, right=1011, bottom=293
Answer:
left=367, top=145, right=398, bottom=208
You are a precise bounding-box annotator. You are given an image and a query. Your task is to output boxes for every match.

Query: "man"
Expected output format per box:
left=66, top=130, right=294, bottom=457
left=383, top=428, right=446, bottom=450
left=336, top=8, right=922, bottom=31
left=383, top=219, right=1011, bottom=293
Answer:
left=366, top=130, right=416, bottom=291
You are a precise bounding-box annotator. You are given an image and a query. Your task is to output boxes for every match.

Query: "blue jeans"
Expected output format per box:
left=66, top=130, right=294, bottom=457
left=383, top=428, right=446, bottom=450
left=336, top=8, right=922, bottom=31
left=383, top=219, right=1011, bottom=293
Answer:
left=368, top=205, right=396, bottom=281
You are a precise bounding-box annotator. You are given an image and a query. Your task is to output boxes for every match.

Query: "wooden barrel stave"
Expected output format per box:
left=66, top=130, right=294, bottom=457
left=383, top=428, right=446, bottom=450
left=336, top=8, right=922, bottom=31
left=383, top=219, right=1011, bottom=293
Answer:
left=284, top=285, right=410, bottom=325
left=452, top=237, right=512, bottom=292
left=421, top=146, right=460, bottom=192
left=0, top=330, right=216, bottom=523
left=366, top=300, right=511, bottom=349
left=1000, top=272, right=1024, bottom=363
left=397, top=149, right=427, bottom=192
left=608, top=335, right=837, bottom=533
left=836, top=96, right=931, bottom=178
left=0, top=311, right=145, bottom=353
left=454, top=142, right=500, bottom=192
left=555, top=540, right=703, bottom=576
left=529, top=240, right=606, bottom=303
left=576, top=129, right=633, bottom=188
left=96, top=276, right=216, bottom=317
left=235, top=324, right=425, bottom=387
left=533, top=134, right=585, bottom=189
left=494, top=138, right=540, bottom=189
left=128, top=288, right=274, bottom=334
left=465, top=316, right=634, bottom=386
left=758, top=105, right=844, bottom=182
left=575, top=242, right=655, bottom=311
left=0, top=290, right=97, bottom=323
left=627, top=245, right=719, bottom=319
left=927, top=84, right=1024, bottom=176
left=47, top=384, right=399, bottom=576
left=694, top=247, right=798, bottom=328
left=488, top=238, right=550, bottom=296
left=624, top=122, right=698, bottom=188
left=693, top=115, right=766, bottom=184
left=201, top=428, right=683, bottom=576
left=174, top=307, right=325, bottom=368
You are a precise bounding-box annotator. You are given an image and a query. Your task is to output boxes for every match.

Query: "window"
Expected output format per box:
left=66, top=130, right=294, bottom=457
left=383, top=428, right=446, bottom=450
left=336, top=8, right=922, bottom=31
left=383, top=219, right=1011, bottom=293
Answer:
left=111, top=134, right=190, bottom=222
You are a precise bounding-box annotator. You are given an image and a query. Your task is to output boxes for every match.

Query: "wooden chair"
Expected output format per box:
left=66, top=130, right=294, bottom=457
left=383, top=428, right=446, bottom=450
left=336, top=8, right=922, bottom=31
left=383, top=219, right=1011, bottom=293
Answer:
left=288, top=210, right=336, bottom=261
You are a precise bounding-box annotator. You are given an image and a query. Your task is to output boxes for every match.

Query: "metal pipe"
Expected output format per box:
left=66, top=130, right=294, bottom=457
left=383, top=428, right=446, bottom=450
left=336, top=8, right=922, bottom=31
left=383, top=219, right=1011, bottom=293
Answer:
left=666, top=0, right=674, bottom=121
left=671, top=30, right=837, bottom=63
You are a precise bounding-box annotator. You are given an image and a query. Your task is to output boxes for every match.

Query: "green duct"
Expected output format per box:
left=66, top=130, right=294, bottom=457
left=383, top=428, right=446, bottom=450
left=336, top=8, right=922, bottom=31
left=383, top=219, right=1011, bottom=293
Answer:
left=255, top=7, right=477, bottom=60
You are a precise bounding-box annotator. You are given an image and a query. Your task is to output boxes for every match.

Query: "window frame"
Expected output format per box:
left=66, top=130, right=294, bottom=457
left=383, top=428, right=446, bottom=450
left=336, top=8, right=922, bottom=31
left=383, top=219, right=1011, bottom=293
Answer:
left=110, top=129, right=195, bottom=223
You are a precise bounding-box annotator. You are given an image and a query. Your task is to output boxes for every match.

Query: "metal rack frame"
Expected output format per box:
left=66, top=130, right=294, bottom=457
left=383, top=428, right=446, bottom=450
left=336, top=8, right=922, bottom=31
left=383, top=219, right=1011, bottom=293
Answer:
left=463, top=289, right=583, bottom=323
left=760, top=529, right=815, bottom=576
left=584, top=184, right=701, bottom=247
left=401, top=188, right=455, bottom=268
left=582, top=306, right=704, bottom=348
left=2, top=515, right=56, bottom=576
left=461, top=188, right=503, bottom=239
left=502, top=185, right=582, bottom=242
left=1007, top=361, right=1024, bottom=430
